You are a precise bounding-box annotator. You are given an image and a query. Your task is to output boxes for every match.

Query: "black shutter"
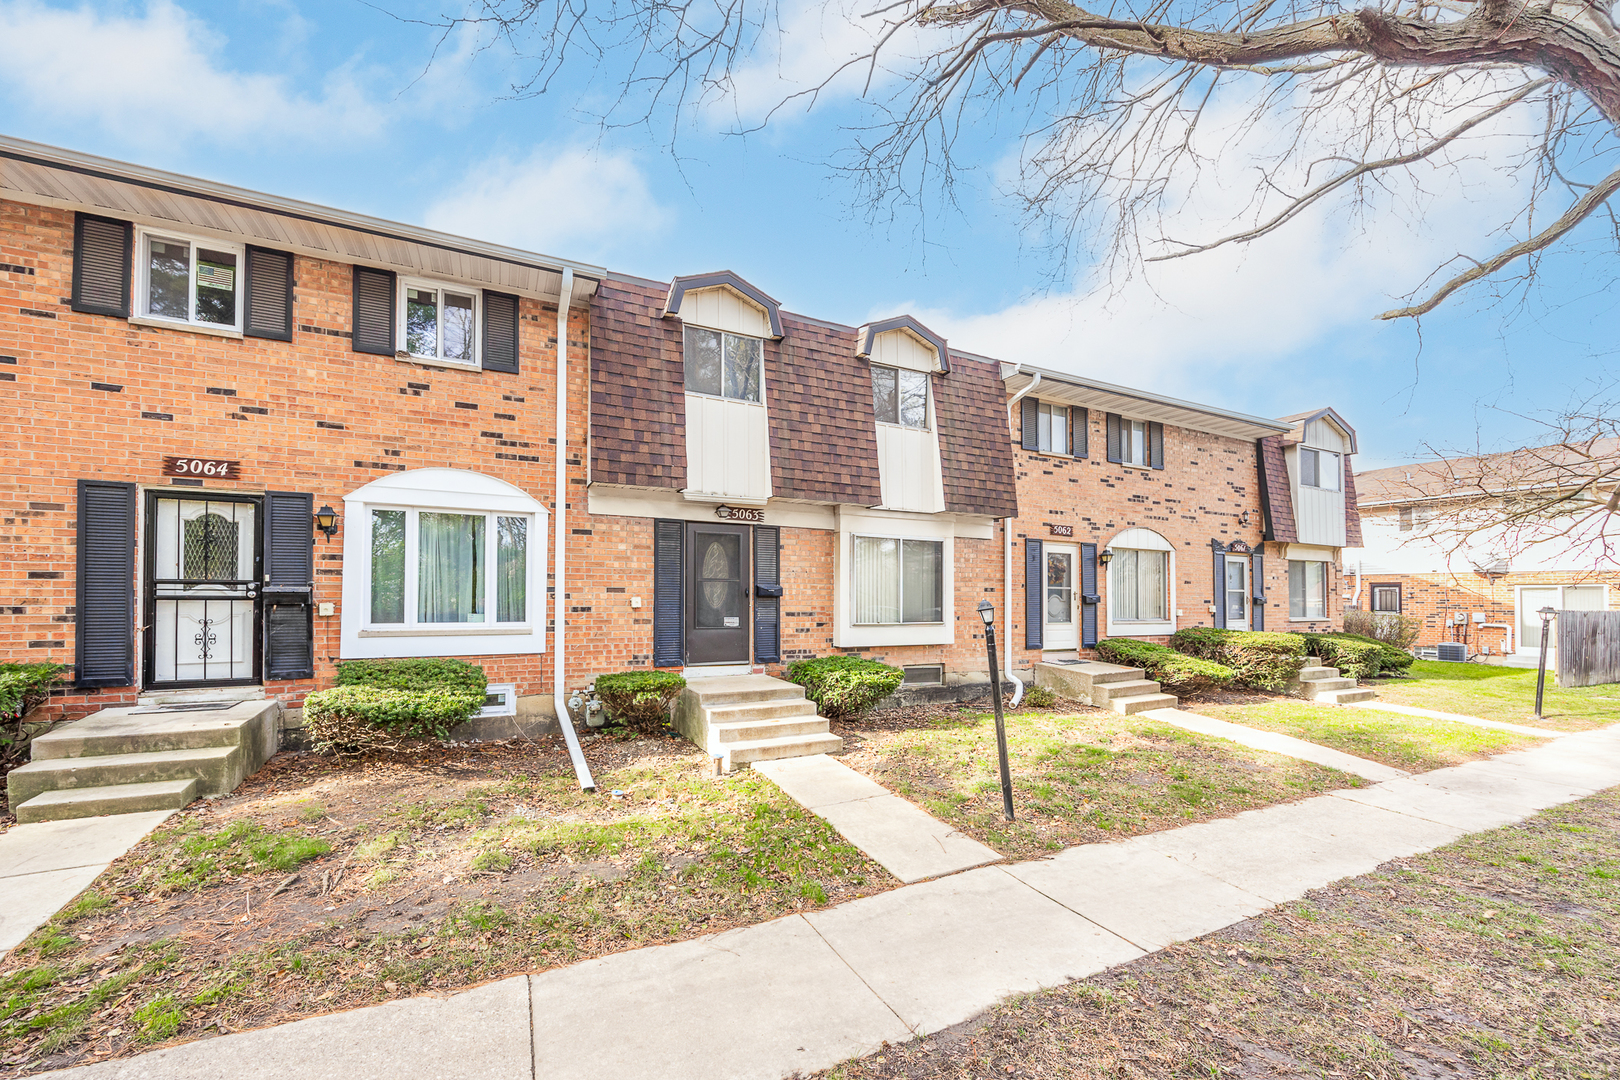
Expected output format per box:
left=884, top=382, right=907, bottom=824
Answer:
left=1024, top=538, right=1043, bottom=650
left=653, top=519, right=684, bottom=667
left=71, top=214, right=132, bottom=318
left=1072, top=407, right=1089, bottom=458
left=244, top=247, right=294, bottom=341
left=1106, top=413, right=1122, bottom=463
left=1250, top=551, right=1266, bottom=631
left=352, top=267, right=396, bottom=355
left=263, top=491, right=314, bottom=681
left=482, top=290, right=520, bottom=373
left=1212, top=542, right=1228, bottom=630
left=1079, top=541, right=1099, bottom=648
left=75, top=480, right=136, bottom=687
left=1020, top=397, right=1039, bottom=451
left=1149, top=422, right=1165, bottom=470
left=753, top=526, right=781, bottom=663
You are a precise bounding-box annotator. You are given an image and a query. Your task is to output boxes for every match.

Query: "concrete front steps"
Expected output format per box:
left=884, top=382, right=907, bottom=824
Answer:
left=673, top=674, right=841, bottom=771
left=7, top=699, right=280, bottom=823
left=1292, top=659, right=1377, bottom=704
left=1033, top=661, right=1178, bottom=714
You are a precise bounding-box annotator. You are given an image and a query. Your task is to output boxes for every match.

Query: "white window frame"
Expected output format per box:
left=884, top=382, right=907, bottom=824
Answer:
left=870, top=363, right=931, bottom=431
left=850, top=533, right=945, bottom=625
left=1289, top=560, right=1329, bottom=620
left=400, top=277, right=482, bottom=368
left=1102, top=527, right=1176, bottom=637
left=832, top=508, right=955, bottom=648
left=1122, top=419, right=1148, bottom=467
left=1300, top=447, right=1342, bottom=491
left=340, top=468, right=548, bottom=659
left=683, top=325, right=765, bottom=405
left=133, top=226, right=246, bottom=334
left=478, top=683, right=518, bottom=717
left=1036, top=401, right=1069, bottom=455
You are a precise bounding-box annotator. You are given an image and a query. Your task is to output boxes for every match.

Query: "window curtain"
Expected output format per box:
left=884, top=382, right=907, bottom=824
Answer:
left=419, top=512, right=484, bottom=623
left=854, top=537, right=899, bottom=624
left=901, top=539, right=943, bottom=622
left=1112, top=549, right=1167, bottom=621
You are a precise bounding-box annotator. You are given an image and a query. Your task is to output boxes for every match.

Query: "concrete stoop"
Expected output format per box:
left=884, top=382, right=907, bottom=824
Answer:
left=1291, top=658, right=1377, bottom=704
left=7, top=700, right=280, bottom=823
left=1033, top=661, right=1178, bottom=714
left=673, top=675, right=841, bottom=770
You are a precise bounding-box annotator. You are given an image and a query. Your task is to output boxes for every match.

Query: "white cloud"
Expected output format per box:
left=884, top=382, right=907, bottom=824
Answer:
left=0, top=0, right=385, bottom=143
left=422, top=146, right=671, bottom=259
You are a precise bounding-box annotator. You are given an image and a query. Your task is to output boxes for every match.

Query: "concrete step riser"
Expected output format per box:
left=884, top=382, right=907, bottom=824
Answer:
left=14, top=779, right=199, bottom=824
left=1088, top=668, right=1147, bottom=686
left=1111, top=693, right=1178, bottom=715
left=705, top=700, right=819, bottom=723
left=1321, top=689, right=1378, bottom=704
left=732, top=734, right=844, bottom=765
left=1090, top=680, right=1161, bottom=704
left=716, top=718, right=832, bottom=743
left=691, top=687, right=808, bottom=708
left=32, top=724, right=249, bottom=761
left=1296, top=667, right=1337, bottom=681
left=7, top=746, right=244, bottom=806
left=1302, top=678, right=1357, bottom=694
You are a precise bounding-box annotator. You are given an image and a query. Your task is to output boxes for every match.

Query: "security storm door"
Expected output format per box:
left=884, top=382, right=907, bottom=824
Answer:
left=685, top=523, right=752, bottom=665
left=1044, top=544, right=1079, bottom=651
left=145, top=493, right=262, bottom=687
left=1224, top=557, right=1251, bottom=632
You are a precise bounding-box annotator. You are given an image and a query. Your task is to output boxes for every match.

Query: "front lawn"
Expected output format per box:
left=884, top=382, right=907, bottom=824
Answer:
left=0, top=734, right=888, bottom=1075
left=816, top=787, right=1620, bottom=1080
left=1197, top=699, right=1545, bottom=772
left=834, top=706, right=1361, bottom=862
left=1369, top=659, right=1620, bottom=732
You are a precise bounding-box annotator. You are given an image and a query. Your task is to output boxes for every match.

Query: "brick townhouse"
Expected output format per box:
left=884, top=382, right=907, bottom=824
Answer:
left=0, top=134, right=599, bottom=725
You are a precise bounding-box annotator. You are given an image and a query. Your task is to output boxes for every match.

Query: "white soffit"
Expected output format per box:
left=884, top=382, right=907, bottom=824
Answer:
left=1003, top=367, right=1290, bottom=442
left=0, top=135, right=602, bottom=305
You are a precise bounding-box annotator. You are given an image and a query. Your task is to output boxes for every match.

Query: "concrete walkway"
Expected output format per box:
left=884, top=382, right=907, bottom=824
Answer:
left=34, top=725, right=1620, bottom=1080
left=1143, top=707, right=1409, bottom=782
left=1343, top=699, right=1562, bottom=738
left=753, top=754, right=1002, bottom=882
left=0, top=811, right=175, bottom=957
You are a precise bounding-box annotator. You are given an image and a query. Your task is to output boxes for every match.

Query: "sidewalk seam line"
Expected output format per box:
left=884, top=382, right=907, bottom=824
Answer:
left=527, top=971, right=536, bottom=1080
left=987, top=864, right=1155, bottom=954
left=799, top=913, right=919, bottom=1036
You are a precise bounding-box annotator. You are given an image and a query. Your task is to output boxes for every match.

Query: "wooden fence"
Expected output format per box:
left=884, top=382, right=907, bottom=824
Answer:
left=1556, top=610, right=1620, bottom=688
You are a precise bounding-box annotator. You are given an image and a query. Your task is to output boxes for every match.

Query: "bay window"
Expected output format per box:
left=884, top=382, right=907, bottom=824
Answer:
left=1109, top=548, right=1168, bottom=622
left=138, top=229, right=243, bottom=331
left=366, top=507, right=530, bottom=627
left=853, top=535, right=943, bottom=624
left=1289, top=560, right=1327, bottom=619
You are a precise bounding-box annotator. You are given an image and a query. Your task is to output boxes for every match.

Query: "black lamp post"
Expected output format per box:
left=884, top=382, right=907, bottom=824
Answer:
left=1534, top=605, right=1556, bottom=719
left=977, top=600, right=1015, bottom=821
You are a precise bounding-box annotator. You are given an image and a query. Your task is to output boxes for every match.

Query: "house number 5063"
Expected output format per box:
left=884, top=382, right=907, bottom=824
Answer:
left=162, top=456, right=241, bottom=480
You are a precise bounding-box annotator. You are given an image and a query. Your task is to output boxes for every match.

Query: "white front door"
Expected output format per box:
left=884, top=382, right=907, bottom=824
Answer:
left=1224, top=558, right=1250, bottom=631
left=1044, top=544, right=1079, bottom=651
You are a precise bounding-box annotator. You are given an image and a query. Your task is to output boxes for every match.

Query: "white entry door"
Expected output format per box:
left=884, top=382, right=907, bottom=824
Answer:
left=1044, top=544, right=1079, bottom=651
left=1224, top=558, right=1250, bottom=631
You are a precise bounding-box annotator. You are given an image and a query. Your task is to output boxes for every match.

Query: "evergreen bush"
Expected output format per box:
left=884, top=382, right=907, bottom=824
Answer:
left=306, top=658, right=489, bottom=756
left=1169, top=628, right=1307, bottom=691
left=1301, top=633, right=1384, bottom=679
left=785, top=656, right=904, bottom=719
left=595, top=671, right=687, bottom=735
left=1095, top=638, right=1236, bottom=695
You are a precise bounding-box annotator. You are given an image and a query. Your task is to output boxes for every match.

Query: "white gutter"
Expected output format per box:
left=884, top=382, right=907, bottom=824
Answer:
left=552, top=269, right=596, bottom=791
left=1006, top=371, right=1041, bottom=428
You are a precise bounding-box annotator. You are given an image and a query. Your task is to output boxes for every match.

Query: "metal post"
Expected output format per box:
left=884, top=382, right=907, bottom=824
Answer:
left=983, top=619, right=1015, bottom=822
left=1534, top=606, right=1555, bottom=719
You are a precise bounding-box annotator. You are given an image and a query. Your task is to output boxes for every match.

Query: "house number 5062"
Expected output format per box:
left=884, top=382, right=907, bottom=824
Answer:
left=162, top=456, right=241, bottom=480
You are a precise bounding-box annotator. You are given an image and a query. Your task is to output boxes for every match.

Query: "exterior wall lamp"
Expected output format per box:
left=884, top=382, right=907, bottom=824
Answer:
left=314, top=504, right=340, bottom=542
left=1098, top=549, right=1114, bottom=567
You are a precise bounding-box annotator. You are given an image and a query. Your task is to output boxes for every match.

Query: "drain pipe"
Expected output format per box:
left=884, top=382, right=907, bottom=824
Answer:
left=1003, top=517, right=1023, bottom=706
left=552, top=269, right=596, bottom=792
left=1349, top=558, right=1363, bottom=609
left=1006, top=369, right=1041, bottom=428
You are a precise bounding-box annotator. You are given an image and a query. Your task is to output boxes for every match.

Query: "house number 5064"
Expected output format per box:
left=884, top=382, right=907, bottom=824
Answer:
left=162, top=456, right=241, bottom=480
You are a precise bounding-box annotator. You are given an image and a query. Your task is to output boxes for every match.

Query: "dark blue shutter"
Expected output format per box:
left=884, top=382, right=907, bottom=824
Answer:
left=653, top=519, right=684, bottom=667
left=1024, top=538, right=1043, bottom=650
left=263, top=491, right=314, bottom=680
left=75, top=480, right=136, bottom=687
left=244, top=247, right=294, bottom=341
left=1212, top=542, right=1227, bottom=630
left=1149, top=422, right=1165, bottom=470
left=1079, top=542, right=1099, bottom=648
left=1020, top=397, right=1039, bottom=451
left=71, top=214, right=132, bottom=318
left=352, top=267, right=396, bottom=355
left=1072, top=407, right=1089, bottom=458
left=1106, top=413, right=1122, bottom=463
left=482, top=290, right=520, bottom=373
left=753, top=526, right=781, bottom=663
left=1250, top=551, right=1265, bottom=631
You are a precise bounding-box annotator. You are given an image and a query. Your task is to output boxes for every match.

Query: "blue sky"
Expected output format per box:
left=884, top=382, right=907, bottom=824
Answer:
left=1, top=0, right=1613, bottom=468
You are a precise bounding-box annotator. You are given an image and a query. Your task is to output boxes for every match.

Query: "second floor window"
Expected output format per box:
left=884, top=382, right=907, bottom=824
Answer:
left=872, top=365, right=930, bottom=429
left=1122, top=419, right=1148, bottom=466
left=1036, top=401, right=1068, bottom=453
left=405, top=282, right=478, bottom=365
left=685, top=326, right=762, bottom=402
left=1300, top=447, right=1341, bottom=490
left=140, top=231, right=242, bottom=330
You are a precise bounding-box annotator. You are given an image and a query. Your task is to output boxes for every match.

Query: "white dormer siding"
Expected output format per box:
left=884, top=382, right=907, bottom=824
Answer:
left=865, top=325, right=947, bottom=514
left=1288, top=418, right=1350, bottom=547
left=678, top=286, right=773, bottom=505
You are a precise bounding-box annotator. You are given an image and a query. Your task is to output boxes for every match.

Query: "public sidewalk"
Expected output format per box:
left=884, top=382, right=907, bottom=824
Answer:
left=33, top=723, right=1620, bottom=1080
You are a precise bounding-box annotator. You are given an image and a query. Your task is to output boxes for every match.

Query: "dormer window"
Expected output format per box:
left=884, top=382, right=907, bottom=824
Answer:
left=872, top=365, right=929, bottom=430
left=1300, top=447, right=1341, bottom=490
left=684, top=326, right=762, bottom=402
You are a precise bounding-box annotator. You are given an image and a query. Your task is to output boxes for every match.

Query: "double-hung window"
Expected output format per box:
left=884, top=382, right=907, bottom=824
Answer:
left=403, top=281, right=479, bottom=366
left=367, top=507, right=531, bottom=627
left=1036, top=401, right=1068, bottom=454
left=871, top=365, right=930, bottom=429
left=138, top=229, right=244, bottom=331
left=1370, top=584, right=1401, bottom=613
left=1122, top=419, right=1148, bottom=467
left=1110, top=549, right=1168, bottom=622
left=685, top=325, right=762, bottom=402
left=852, top=536, right=943, bottom=624
left=1300, top=447, right=1341, bottom=490
left=1289, top=560, right=1327, bottom=619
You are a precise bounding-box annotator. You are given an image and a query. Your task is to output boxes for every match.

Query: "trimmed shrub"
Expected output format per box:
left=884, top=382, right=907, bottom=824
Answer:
left=1342, top=610, right=1423, bottom=653
left=334, top=658, right=487, bottom=696
left=785, top=656, right=904, bottom=719
left=1325, top=629, right=1414, bottom=675
left=1095, top=638, right=1236, bottom=696
left=303, top=685, right=486, bottom=755
left=1302, top=633, right=1384, bottom=679
left=1169, top=628, right=1307, bottom=691
left=595, top=671, right=687, bottom=735
left=0, top=662, right=69, bottom=766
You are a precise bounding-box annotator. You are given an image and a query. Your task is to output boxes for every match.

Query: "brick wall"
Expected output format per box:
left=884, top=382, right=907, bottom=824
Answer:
left=1348, top=568, right=1620, bottom=654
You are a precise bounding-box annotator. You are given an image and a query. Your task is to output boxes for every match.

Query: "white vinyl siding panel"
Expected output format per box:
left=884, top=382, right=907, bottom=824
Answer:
left=1287, top=446, right=1347, bottom=547
left=1303, top=418, right=1348, bottom=454
left=684, top=393, right=772, bottom=502
left=875, top=423, right=946, bottom=513
left=869, top=328, right=940, bottom=372
left=681, top=286, right=771, bottom=338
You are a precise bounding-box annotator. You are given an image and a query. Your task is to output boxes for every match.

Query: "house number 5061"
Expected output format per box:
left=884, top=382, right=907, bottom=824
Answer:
left=162, top=456, right=241, bottom=480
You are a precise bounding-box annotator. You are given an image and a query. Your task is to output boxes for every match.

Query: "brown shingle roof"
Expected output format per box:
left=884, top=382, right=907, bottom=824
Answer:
left=767, top=316, right=883, bottom=504
left=938, top=354, right=1018, bottom=518
left=588, top=279, right=687, bottom=489
left=1354, top=437, right=1620, bottom=505
left=1343, top=455, right=1363, bottom=546
left=1257, top=435, right=1298, bottom=543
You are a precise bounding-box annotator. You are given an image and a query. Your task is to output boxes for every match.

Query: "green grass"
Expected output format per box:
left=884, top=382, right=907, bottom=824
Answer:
left=1198, top=699, right=1544, bottom=771
left=847, top=711, right=1360, bottom=860
left=140, top=820, right=334, bottom=892
left=1370, top=659, right=1620, bottom=732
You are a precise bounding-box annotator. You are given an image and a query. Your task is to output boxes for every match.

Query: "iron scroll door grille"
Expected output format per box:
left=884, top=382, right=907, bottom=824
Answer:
left=143, top=492, right=264, bottom=688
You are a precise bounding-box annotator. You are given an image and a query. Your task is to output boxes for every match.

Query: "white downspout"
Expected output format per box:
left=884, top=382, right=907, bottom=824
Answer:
left=1006, top=370, right=1041, bottom=428
left=1004, top=517, right=1023, bottom=706
left=552, top=269, right=596, bottom=791
left=1350, top=558, right=1363, bottom=608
